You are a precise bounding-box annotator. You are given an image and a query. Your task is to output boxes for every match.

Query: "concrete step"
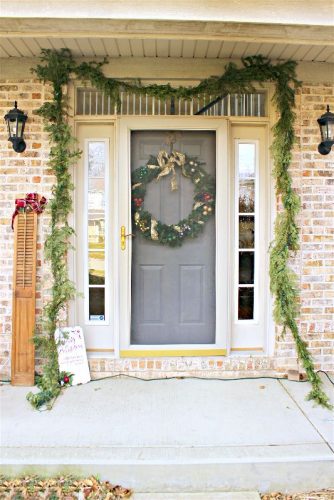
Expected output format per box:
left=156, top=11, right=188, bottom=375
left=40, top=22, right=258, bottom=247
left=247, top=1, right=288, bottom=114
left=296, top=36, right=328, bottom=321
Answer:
left=1, top=376, right=333, bottom=493
left=2, top=443, right=333, bottom=493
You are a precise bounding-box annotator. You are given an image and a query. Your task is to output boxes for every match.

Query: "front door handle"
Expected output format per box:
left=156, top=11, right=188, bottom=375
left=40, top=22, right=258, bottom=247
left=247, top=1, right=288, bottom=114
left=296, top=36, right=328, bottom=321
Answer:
left=120, top=226, right=135, bottom=250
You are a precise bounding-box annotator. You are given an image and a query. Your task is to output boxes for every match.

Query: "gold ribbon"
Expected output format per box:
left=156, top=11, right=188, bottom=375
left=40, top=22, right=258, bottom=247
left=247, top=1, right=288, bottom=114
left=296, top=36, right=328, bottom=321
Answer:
left=151, top=218, right=159, bottom=240
left=148, top=150, right=188, bottom=191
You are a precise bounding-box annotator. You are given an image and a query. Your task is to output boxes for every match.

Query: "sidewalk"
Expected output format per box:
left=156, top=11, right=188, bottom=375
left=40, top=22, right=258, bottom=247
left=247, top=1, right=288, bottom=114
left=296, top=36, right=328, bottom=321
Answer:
left=1, top=373, right=333, bottom=494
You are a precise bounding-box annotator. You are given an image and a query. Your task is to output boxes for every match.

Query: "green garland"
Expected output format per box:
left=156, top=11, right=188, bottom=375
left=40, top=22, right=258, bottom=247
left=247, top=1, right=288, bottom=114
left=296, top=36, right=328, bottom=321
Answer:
left=27, top=48, right=330, bottom=408
left=27, top=50, right=80, bottom=409
left=132, top=154, right=215, bottom=246
left=270, top=77, right=331, bottom=407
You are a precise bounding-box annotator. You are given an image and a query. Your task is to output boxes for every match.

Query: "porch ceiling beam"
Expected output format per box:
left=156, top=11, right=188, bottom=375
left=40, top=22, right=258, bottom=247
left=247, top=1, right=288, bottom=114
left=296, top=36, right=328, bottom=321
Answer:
left=1, top=19, right=333, bottom=46
left=1, top=57, right=333, bottom=84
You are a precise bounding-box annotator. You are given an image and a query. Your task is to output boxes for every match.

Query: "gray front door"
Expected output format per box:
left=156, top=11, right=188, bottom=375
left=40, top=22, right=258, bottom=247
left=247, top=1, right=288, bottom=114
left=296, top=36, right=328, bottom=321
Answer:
left=131, top=130, right=216, bottom=345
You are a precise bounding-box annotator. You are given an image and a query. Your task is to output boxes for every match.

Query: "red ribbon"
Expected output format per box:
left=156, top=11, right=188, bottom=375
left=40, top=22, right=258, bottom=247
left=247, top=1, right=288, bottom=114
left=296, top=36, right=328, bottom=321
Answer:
left=12, top=193, right=47, bottom=230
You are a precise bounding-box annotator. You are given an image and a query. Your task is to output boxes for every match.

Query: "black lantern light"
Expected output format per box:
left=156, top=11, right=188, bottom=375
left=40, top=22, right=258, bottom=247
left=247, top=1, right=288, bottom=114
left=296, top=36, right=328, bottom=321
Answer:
left=317, top=105, right=334, bottom=155
left=4, top=101, right=27, bottom=153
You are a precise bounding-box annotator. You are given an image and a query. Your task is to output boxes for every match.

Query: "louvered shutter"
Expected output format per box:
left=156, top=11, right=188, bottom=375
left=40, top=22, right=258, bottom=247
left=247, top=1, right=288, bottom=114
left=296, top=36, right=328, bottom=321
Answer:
left=11, top=211, right=37, bottom=385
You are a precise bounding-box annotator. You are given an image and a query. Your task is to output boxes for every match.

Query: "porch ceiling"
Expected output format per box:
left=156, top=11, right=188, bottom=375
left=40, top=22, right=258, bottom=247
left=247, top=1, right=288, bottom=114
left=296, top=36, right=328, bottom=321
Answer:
left=0, top=17, right=333, bottom=63
left=1, top=36, right=333, bottom=63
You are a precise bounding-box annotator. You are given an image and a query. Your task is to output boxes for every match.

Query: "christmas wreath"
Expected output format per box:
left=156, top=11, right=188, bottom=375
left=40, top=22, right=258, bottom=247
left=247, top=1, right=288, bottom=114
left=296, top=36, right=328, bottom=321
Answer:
left=131, top=150, right=215, bottom=246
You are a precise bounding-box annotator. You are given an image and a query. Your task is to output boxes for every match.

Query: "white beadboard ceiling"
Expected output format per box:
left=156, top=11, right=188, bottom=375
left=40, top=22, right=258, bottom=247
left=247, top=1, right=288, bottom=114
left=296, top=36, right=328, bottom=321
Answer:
left=0, top=37, right=333, bottom=63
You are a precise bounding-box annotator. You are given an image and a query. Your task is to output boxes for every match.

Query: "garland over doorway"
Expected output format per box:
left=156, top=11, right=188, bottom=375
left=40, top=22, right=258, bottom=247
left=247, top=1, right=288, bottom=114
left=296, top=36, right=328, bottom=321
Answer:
left=27, top=48, right=331, bottom=409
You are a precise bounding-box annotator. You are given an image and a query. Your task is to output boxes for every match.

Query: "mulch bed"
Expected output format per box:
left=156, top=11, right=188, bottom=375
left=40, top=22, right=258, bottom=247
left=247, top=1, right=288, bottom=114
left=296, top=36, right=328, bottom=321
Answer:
left=0, top=476, right=132, bottom=499
left=261, top=491, right=334, bottom=500
left=0, top=477, right=333, bottom=499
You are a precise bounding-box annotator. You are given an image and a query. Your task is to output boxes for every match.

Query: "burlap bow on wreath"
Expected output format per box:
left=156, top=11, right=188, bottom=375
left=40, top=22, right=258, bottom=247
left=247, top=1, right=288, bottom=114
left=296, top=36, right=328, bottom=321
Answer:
left=147, top=150, right=189, bottom=191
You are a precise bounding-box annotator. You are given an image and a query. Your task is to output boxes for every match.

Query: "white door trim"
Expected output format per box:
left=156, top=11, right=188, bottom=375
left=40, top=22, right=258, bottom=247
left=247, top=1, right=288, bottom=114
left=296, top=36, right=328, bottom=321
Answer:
left=73, top=122, right=116, bottom=357
left=117, top=116, right=229, bottom=356
left=229, top=123, right=271, bottom=353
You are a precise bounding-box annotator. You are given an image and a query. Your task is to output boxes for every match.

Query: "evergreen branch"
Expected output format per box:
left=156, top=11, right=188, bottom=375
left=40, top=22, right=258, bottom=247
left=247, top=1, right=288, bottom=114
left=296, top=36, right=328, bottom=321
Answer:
left=28, top=49, right=79, bottom=409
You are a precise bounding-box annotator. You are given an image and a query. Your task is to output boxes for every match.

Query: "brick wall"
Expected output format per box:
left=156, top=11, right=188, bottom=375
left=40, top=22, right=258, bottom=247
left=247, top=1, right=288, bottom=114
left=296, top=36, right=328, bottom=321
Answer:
left=0, top=80, right=54, bottom=379
left=275, top=82, right=334, bottom=375
left=299, top=83, right=334, bottom=372
left=0, top=79, right=333, bottom=381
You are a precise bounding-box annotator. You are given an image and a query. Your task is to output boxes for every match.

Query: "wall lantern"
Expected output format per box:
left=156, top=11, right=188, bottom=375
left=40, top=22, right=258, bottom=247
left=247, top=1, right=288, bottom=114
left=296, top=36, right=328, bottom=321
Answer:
left=317, top=105, right=334, bottom=155
left=4, top=101, right=27, bottom=153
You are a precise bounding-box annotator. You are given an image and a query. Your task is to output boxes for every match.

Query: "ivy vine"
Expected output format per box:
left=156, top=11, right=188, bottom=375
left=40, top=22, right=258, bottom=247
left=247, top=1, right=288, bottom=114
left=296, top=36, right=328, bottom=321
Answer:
left=28, top=48, right=331, bottom=409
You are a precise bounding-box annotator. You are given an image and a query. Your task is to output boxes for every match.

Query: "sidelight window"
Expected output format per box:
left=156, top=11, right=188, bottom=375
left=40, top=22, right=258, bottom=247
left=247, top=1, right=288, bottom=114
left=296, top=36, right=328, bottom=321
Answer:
left=85, top=139, right=110, bottom=324
left=235, top=141, right=258, bottom=322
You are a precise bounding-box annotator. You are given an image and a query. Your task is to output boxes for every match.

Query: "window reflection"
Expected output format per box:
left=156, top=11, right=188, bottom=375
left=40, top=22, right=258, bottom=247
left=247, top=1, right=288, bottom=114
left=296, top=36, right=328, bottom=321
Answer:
left=88, top=251, right=105, bottom=285
left=238, top=288, right=254, bottom=320
left=88, top=142, right=105, bottom=177
left=239, top=216, right=254, bottom=249
left=239, top=252, right=254, bottom=284
left=238, top=144, right=255, bottom=178
left=89, top=288, right=105, bottom=319
left=88, top=178, right=105, bottom=209
left=239, top=179, right=255, bottom=213
left=88, top=218, right=105, bottom=249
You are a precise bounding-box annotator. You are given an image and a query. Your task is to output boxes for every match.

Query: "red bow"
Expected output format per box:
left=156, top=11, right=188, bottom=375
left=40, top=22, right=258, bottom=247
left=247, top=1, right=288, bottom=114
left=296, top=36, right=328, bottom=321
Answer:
left=12, top=193, right=47, bottom=230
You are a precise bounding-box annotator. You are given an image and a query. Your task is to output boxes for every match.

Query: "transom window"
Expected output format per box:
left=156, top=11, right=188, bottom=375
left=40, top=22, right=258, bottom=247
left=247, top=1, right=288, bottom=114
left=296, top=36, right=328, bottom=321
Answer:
left=76, top=87, right=266, bottom=117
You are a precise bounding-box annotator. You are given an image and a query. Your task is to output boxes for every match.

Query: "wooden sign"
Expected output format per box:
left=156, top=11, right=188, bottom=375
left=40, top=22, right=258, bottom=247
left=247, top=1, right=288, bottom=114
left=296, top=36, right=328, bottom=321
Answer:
left=55, top=327, right=91, bottom=385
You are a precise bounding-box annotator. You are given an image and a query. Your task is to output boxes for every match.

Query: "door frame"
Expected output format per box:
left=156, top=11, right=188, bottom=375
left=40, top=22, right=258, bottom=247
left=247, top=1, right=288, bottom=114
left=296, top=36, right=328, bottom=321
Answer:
left=117, top=116, right=229, bottom=357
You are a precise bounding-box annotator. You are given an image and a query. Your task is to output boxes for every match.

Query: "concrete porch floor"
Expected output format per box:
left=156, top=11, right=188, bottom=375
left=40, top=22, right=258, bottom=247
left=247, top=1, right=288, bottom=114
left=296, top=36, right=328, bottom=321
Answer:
left=1, top=374, right=333, bottom=495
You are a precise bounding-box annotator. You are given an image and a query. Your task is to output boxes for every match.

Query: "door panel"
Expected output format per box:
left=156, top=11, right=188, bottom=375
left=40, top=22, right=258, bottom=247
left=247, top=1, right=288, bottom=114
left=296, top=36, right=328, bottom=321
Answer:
left=131, top=130, right=216, bottom=345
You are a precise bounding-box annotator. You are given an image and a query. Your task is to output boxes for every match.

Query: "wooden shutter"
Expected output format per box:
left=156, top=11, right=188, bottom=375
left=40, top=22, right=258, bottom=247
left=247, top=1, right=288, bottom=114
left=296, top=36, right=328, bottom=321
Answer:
left=11, top=211, right=37, bottom=385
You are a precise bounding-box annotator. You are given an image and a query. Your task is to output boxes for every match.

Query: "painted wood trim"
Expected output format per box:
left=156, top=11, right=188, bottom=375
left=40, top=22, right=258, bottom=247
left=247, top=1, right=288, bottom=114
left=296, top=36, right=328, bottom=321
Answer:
left=1, top=19, right=333, bottom=46
left=120, top=349, right=227, bottom=357
left=11, top=211, right=37, bottom=386
left=230, top=347, right=264, bottom=351
left=86, top=348, right=115, bottom=352
left=73, top=122, right=116, bottom=351
left=2, top=0, right=331, bottom=26
left=118, top=116, right=229, bottom=354
left=2, top=58, right=333, bottom=85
